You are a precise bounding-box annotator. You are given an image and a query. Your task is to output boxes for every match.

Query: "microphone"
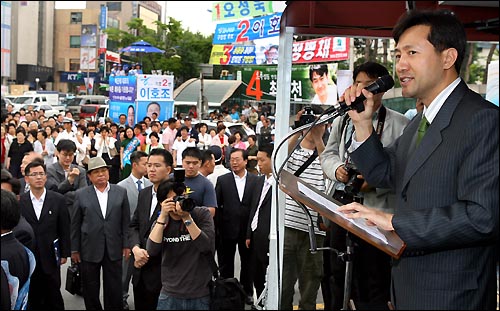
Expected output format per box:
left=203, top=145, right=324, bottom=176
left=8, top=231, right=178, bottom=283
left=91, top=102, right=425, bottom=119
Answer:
left=325, top=75, right=395, bottom=115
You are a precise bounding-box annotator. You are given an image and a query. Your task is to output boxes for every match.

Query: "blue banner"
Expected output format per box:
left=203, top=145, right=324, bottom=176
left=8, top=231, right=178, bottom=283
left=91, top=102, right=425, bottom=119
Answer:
left=109, top=76, right=136, bottom=103
left=213, top=12, right=281, bottom=44
left=136, top=100, right=175, bottom=122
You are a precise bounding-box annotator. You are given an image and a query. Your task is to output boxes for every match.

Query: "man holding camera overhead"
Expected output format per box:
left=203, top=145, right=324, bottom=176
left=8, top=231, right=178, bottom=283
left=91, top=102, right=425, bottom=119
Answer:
left=281, top=105, right=327, bottom=310
left=320, top=62, right=409, bottom=309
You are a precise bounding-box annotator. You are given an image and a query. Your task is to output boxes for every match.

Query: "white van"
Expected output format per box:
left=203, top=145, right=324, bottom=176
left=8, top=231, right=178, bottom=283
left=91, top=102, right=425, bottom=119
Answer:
left=12, top=92, right=64, bottom=112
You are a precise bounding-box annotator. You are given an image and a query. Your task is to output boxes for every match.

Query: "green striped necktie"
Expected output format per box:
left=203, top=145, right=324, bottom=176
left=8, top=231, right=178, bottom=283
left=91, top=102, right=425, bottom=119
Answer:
left=416, top=115, right=429, bottom=146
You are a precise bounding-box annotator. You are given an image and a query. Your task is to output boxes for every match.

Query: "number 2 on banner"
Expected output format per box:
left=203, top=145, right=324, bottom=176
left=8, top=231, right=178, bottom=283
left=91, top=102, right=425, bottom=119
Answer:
left=246, top=70, right=263, bottom=100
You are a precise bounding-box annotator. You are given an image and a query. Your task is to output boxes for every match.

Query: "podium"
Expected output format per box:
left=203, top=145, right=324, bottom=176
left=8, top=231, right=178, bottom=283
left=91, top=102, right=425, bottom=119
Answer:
left=279, top=170, right=406, bottom=259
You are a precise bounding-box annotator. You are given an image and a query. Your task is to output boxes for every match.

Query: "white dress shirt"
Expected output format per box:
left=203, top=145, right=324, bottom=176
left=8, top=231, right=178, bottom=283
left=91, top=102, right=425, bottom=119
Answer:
left=30, top=188, right=47, bottom=220
left=94, top=183, right=110, bottom=218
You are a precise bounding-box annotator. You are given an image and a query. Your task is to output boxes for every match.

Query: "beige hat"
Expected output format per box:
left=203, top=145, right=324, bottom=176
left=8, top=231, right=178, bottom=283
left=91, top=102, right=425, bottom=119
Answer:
left=86, top=157, right=110, bottom=173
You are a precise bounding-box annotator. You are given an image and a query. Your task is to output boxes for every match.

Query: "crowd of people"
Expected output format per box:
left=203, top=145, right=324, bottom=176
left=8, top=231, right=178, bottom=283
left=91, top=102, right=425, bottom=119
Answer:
left=1, top=9, right=497, bottom=311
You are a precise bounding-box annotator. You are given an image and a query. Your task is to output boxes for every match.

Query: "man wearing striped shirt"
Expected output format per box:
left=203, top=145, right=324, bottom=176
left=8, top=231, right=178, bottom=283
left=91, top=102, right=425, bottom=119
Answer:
left=282, top=106, right=327, bottom=310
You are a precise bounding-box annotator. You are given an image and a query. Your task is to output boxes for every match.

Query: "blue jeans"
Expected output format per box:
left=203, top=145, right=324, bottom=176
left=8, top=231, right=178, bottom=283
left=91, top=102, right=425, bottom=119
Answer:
left=157, top=293, right=210, bottom=310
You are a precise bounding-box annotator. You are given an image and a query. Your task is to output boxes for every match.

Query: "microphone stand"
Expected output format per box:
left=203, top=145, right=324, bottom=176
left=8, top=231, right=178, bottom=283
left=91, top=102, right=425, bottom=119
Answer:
left=272, top=105, right=358, bottom=311
left=297, top=200, right=354, bottom=311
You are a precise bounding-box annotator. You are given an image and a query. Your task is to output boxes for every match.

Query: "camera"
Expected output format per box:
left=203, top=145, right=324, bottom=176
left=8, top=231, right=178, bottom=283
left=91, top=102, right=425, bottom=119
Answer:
left=344, top=164, right=364, bottom=196
left=299, top=106, right=317, bottom=127
left=172, top=168, right=196, bottom=212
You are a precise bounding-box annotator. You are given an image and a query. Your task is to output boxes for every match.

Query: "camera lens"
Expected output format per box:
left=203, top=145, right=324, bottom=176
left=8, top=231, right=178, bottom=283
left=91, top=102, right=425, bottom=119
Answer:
left=174, top=195, right=195, bottom=212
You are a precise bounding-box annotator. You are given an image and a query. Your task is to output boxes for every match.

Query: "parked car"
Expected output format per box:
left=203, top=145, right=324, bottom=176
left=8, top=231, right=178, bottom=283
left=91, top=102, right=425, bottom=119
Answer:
left=79, top=104, right=109, bottom=122
left=20, top=103, right=64, bottom=118
left=65, top=95, right=108, bottom=119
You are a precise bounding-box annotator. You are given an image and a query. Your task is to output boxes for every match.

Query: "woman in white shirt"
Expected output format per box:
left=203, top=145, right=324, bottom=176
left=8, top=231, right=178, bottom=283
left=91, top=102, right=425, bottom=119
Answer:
left=33, top=129, right=56, bottom=165
left=196, top=123, right=211, bottom=150
left=94, top=126, right=120, bottom=183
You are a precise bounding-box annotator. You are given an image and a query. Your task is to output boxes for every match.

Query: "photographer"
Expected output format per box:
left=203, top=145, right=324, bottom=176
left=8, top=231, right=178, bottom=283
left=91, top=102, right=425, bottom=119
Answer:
left=147, top=176, right=215, bottom=310
left=320, top=62, right=409, bottom=309
left=281, top=105, right=327, bottom=310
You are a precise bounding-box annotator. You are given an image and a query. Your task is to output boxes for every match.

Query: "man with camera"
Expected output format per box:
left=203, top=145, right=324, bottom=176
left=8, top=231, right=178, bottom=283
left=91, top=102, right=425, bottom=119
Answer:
left=281, top=105, right=327, bottom=310
left=147, top=177, right=215, bottom=310
left=321, top=62, right=409, bottom=309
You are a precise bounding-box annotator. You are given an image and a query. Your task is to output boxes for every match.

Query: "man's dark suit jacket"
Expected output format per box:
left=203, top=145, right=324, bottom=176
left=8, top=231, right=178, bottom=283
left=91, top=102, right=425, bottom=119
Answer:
left=71, top=184, right=130, bottom=263
left=1, top=232, right=30, bottom=290
left=129, top=185, right=162, bottom=294
left=351, top=80, right=498, bottom=310
left=215, top=171, right=259, bottom=240
left=246, top=176, right=272, bottom=264
left=13, top=216, right=35, bottom=252
left=20, top=189, right=70, bottom=274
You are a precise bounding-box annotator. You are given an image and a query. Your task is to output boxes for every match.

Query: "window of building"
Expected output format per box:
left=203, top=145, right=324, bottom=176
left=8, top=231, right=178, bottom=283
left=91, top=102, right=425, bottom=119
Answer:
left=106, top=2, right=122, bottom=11
left=108, top=16, right=120, bottom=29
left=70, top=36, right=81, bottom=48
left=70, top=12, right=82, bottom=24
left=69, top=59, right=81, bottom=71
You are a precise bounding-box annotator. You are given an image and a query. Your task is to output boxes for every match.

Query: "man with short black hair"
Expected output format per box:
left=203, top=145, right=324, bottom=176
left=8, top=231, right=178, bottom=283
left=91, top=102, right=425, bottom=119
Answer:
left=199, top=149, right=215, bottom=177
left=20, top=160, right=70, bottom=310
left=181, top=147, right=217, bottom=218
left=129, top=148, right=173, bottom=310
left=117, top=150, right=152, bottom=309
left=1, top=188, right=34, bottom=310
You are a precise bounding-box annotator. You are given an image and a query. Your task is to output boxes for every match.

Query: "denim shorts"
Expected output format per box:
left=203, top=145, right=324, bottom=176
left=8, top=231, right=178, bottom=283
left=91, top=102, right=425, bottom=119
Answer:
left=156, top=292, right=210, bottom=310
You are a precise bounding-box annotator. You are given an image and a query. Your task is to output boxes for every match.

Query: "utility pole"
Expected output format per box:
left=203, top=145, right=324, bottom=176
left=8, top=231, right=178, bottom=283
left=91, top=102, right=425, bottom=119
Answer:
left=199, top=71, right=204, bottom=119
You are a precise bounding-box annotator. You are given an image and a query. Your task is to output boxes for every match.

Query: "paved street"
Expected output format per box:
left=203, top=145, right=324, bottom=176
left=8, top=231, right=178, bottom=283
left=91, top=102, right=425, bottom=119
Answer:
left=60, top=250, right=325, bottom=310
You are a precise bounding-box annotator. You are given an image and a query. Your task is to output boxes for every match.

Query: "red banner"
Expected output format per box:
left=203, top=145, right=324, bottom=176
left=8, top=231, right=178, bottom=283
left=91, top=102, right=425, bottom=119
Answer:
left=292, top=37, right=349, bottom=64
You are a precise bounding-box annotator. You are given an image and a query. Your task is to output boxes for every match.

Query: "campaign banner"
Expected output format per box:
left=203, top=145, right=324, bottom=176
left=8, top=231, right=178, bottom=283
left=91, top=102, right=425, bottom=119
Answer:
left=80, top=48, right=96, bottom=70
left=136, top=100, right=175, bottom=122
left=210, top=36, right=348, bottom=65
left=211, top=1, right=274, bottom=22
left=108, top=101, right=136, bottom=126
left=209, top=45, right=258, bottom=65
left=240, top=64, right=338, bottom=104
left=109, top=75, right=137, bottom=103
left=81, top=24, right=97, bottom=47
left=213, top=12, right=281, bottom=44
left=136, top=75, right=174, bottom=101
left=135, top=75, right=175, bottom=121
left=292, top=37, right=349, bottom=63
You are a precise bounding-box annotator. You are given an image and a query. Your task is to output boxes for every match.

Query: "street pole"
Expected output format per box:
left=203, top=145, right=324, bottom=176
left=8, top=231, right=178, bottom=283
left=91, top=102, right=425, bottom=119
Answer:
left=87, top=44, right=90, bottom=95
left=199, top=71, right=204, bottom=120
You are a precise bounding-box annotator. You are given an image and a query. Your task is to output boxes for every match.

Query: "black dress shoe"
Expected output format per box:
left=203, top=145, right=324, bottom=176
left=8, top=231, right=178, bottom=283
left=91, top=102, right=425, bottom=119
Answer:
left=245, top=295, right=254, bottom=305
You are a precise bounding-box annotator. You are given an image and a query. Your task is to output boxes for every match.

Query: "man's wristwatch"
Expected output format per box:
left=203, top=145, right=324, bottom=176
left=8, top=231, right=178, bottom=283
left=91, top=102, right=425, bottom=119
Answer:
left=184, top=219, right=193, bottom=227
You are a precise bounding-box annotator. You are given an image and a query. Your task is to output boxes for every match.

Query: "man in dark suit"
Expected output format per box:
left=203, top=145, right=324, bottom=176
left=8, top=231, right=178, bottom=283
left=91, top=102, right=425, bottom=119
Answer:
left=117, top=150, right=152, bottom=309
left=46, top=139, right=88, bottom=211
left=18, top=151, right=44, bottom=194
left=246, top=144, right=274, bottom=303
left=336, top=10, right=498, bottom=310
left=1, top=189, right=34, bottom=310
left=20, top=160, right=70, bottom=310
left=129, top=148, right=173, bottom=310
left=70, top=157, right=131, bottom=310
left=1, top=168, right=35, bottom=251
left=215, top=148, right=259, bottom=304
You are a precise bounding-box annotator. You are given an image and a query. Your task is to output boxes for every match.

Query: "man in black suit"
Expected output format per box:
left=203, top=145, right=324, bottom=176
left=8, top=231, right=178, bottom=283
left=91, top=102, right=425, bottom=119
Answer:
left=20, top=160, right=70, bottom=310
left=129, top=148, right=173, bottom=310
left=215, top=148, right=259, bottom=304
left=70, top=157, right=131, bottom=310
left=1, top=189, right=33, bottom=310
left=246, top=144, right=274, bottom=302
left=1, top=168, right=35, bottom=251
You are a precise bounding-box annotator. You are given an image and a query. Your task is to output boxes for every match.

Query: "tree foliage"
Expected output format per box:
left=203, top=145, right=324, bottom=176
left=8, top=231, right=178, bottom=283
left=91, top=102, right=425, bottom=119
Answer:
left=103, top=17, right=213, bottom=86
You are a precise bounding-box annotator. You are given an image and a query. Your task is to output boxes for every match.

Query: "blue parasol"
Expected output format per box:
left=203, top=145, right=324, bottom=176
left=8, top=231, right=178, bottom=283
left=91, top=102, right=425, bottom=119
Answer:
left=120, top=40, right=165, bottom=53
left=120, top=40, right=165, bottom=71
